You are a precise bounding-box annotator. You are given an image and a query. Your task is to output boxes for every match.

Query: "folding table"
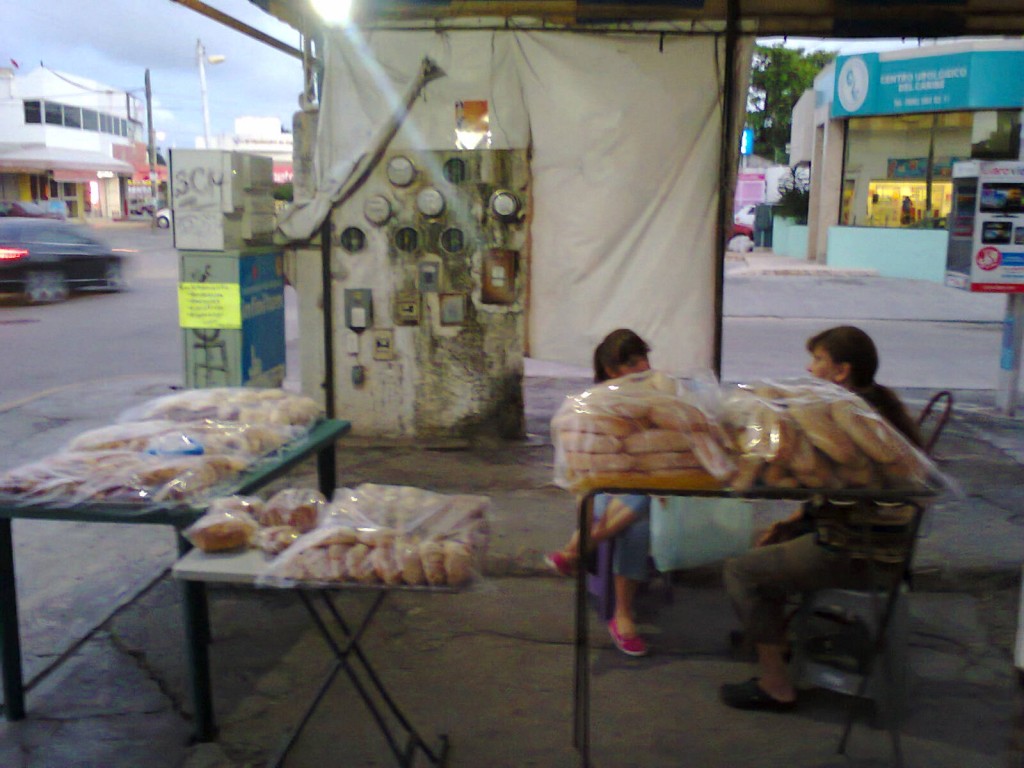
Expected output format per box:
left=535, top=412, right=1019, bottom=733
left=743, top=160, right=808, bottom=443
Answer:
left=173, top=547, right=451, bottom=767
left=0, top=417, right=350, bottom=742
left=571, top=483, right=931, bottom=768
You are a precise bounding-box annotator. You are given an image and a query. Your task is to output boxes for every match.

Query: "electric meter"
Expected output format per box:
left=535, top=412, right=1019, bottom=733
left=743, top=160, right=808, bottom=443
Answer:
left=364, top=195, right=392, bottom=226
left=339, top=227, right=366, bottom=253
left=489, top=190, right=521, bottom=221
left=386, top=156, right=416, bottom=187
left=416, top=187, right=446, bottom=218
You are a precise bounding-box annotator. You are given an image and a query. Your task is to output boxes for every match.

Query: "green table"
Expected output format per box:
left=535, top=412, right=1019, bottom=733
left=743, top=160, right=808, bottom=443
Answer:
left=0, top=418, right=350, bottom=741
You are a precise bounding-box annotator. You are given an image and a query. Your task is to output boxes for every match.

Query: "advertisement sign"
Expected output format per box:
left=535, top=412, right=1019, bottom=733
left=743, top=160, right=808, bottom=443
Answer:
left=969, top=162, right=1024, bottom=293
left=832, top=49, right=1024, bottom=118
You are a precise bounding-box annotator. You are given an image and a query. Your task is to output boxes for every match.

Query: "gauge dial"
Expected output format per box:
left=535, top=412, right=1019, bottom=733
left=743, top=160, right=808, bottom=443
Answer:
left=416, top=187, right=446, bottom=217
left=339, top=227, right=366, bottom=253
left=363, top=195, right=392, bottom=226
left=490, top=190, right=521, bottom=220
left=386, top=156, right=416, bottom=187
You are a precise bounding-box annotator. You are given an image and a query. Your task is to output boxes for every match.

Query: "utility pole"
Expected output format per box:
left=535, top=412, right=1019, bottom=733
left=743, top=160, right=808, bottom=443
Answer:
left=145, top=69, right=159, bottom=229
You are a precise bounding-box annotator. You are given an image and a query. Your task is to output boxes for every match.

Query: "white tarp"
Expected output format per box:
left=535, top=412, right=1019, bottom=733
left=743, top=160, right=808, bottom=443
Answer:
left=280, top=27, right=751, bottom=374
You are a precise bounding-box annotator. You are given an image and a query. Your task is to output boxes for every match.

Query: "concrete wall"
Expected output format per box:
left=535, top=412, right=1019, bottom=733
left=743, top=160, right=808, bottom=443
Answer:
left=772, top=217, right=809, bottom=259
left=826, top=226, right=948, bottom=281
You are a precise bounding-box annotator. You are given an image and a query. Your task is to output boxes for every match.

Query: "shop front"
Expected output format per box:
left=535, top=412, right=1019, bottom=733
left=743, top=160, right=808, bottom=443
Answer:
left=797, top=40, right=1024, bottom=280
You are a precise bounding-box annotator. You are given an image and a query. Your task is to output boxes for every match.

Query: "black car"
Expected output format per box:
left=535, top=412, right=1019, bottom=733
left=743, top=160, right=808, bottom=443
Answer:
left=0, top=218, right=127, bottom=303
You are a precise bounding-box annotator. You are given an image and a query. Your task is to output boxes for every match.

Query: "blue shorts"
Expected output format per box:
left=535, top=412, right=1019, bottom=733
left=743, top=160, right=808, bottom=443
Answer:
left=595, top=494, right=651, bottom=581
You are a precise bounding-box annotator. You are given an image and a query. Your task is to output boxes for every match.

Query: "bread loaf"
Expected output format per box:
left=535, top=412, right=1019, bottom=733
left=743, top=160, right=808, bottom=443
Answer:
left=623, top=429, right=691, bottom=454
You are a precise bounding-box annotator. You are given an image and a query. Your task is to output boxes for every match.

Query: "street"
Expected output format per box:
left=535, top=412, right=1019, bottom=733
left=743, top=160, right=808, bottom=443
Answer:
left=0, top=223, right=1009, bottom=423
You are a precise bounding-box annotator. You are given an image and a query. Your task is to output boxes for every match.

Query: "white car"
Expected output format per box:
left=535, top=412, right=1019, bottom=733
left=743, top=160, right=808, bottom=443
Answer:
left=734, top=204, right=757, bottom=228
left=155, top=207, right=172, bottom=229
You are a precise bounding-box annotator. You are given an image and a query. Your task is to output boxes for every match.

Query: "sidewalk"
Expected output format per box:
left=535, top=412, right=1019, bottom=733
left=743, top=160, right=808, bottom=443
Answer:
left=0, top=371, right=1021, bottom=768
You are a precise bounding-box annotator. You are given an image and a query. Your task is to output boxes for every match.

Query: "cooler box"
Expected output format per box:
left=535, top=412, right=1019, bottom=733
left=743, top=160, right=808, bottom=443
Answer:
left=178, top=248, right=286, bottom=389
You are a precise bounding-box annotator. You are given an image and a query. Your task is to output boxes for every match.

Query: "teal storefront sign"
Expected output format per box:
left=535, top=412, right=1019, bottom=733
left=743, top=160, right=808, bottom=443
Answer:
left=832, top=49, right=1024, bottom=117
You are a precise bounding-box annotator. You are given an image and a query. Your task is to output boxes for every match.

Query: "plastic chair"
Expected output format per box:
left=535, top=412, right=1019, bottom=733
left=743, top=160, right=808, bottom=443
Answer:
left=586, top=540, right=672, bottom=622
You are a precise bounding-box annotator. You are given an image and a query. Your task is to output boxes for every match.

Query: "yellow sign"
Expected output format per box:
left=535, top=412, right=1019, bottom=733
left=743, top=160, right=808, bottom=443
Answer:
left=178, top=282, right=242, bottom=329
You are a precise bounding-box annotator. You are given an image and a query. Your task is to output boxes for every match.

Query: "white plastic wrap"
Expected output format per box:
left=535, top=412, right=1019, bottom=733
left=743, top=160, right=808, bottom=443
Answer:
left=258, top=484, right=490, bottom=589
left=65, top=419, right=301, bottom=459
left=0, top=450, right=251, bottom=506
left=721, top=378, right=947, bottom=493
left=550, top=370, right=735, bottom=492
left=117, top=387, right=323, bottom=429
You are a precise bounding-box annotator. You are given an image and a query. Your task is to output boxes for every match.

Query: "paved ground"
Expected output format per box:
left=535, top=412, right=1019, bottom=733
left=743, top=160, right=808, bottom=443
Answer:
left=0, top=250, right=1021, bottom=767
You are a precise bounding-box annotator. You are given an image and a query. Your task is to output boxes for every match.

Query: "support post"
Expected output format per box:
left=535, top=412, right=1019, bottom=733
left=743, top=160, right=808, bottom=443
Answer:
left=996, top=293, right=1024, bottom=416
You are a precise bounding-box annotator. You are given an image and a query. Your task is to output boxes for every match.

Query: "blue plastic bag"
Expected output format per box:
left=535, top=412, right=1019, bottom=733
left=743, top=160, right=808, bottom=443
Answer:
left=650, top=497, right=754, bottom=571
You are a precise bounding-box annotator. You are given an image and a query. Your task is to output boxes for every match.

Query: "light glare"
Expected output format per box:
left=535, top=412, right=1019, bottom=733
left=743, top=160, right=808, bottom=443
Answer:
left=312, top=0, right=354, bottom=25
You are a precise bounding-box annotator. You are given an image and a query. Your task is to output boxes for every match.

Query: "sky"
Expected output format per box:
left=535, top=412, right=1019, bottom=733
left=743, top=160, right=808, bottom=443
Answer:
left=4, top=2, right=931, bottom=152
left=6, top=0, right=304, bottom=150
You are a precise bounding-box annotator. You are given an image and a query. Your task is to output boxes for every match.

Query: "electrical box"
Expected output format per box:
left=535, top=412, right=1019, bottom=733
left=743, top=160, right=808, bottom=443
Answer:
left=178, top=247, right=285, bottom=388
left=418, top=262, right=440, bottom=293
left=344, top=289, right=373, bottom=332
left=481, top=249, right=517, bottom=304
left=394, top=291, right=420, bottom=325
left=169, top=149, right=276, bottom=252
left=373, top=329, right=395, bottom=361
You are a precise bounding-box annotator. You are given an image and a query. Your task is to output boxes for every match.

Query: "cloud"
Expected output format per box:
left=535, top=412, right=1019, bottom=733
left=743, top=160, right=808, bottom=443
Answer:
left=7, top=0, right=303, bottom=147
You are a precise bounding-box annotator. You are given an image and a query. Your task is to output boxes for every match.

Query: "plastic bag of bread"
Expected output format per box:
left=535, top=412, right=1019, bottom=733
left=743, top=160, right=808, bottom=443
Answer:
left=258, top=488, right=327, bottom=532
left=65, top=419, right=301, bottom=461
left=257, top=485, right=490, bottom=589
left=551, top=369, right=735, bottom=492
left=117, top=387, right=324, bottom=429
left=184, top=507, right=259, bottom=552
left=720, top=378, right=946, bottom=493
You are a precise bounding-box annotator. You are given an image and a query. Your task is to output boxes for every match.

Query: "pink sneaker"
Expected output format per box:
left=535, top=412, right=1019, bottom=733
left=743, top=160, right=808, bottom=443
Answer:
left=608, top=618, right=649, bottom=657
left=544, top=551, right=576, bottom=577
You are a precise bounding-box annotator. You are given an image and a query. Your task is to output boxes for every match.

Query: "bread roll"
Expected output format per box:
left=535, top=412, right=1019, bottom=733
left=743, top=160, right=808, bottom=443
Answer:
left=443, top=541, right=474, bottom=586
left=564, top=452, right=635, bottom=473
left=558, top=431, right=623, bottom=454
left=788, top=403, right=859, bottom=465
left=648, top=402, right=709, bottom=432
left=623, top=429, right=691, bottom=454
left=632, top=451, right=702, bottom=472
left=420, top=540, right=447, bottom=586
left=830, top=399, right=905, bottom=464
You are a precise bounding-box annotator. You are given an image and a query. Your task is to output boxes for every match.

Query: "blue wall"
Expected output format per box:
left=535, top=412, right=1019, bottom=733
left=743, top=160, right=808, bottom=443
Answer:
left=827, top=226, right=948, bottom=282
left=772, top=218, right=808, bottom=259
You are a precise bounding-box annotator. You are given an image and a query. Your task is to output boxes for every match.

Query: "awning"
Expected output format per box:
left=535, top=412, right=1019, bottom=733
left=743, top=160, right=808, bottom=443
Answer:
left=0, top=145, right=135, bottom=178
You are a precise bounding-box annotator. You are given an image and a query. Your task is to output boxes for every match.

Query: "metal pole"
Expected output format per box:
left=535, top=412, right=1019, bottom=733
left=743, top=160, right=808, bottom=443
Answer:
left=996, top=293, right=1024, bottom=416
left=197, top=39, right=211, bottom=148
left=145, top=69, right=159, bottom=228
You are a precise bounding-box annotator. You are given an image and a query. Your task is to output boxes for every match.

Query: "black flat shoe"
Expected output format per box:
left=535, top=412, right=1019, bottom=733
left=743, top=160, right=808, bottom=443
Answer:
left=720, top=678, right=797, bottom=712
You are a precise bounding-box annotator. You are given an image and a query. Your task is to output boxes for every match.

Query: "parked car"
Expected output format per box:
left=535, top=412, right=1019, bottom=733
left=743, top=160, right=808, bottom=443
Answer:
left=155, top=207, right=172, bottom=229
left=734, top=203, right=757, bottom=229
left=0, top=200, right=64, bottom=220
left=0, top=219, right=127, bottom=303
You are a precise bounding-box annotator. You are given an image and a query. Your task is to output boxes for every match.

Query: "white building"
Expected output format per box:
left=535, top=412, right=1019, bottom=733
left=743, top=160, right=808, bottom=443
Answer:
left=0, top=66, right=147, bottom=219
left=204, top=116, right=293, bottom=184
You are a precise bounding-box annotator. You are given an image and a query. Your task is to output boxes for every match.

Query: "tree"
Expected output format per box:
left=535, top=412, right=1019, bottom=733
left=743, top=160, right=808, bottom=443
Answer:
left=747, top=44, right=836, bottom=164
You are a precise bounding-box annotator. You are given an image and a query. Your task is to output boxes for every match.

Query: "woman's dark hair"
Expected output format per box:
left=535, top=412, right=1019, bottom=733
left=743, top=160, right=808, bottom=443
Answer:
left=593, top=329, right=650, bottom=383
left=807, top=325, right=922, bottom=447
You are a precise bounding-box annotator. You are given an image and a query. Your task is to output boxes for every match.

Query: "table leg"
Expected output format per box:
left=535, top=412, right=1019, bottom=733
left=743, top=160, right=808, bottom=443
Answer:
left=573, top=494, right=594, bottom=767
left=178, top=533, right=215, bottom=742
left=0, top=518, right=24, bottom=720
left=316, top=442, right=337, bottom=498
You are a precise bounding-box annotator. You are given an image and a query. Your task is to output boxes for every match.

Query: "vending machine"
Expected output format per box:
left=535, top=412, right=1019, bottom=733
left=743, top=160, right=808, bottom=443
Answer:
left=945, top=160, right=1024, bottom=293
left=946, top=160, right=1024, bottom=415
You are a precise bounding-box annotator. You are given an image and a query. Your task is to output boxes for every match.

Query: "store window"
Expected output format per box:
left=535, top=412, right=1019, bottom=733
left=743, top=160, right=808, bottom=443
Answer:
left=971, top=111, right=1021, bottom=159
left=23, top=100, right=41, bottom=124
left=841, top=109, right=1021, bottom=229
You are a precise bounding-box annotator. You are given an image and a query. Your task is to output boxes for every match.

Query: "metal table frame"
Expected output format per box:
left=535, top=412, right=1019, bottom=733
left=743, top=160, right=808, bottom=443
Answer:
left=571, top=484, right=930, bottom=768
left=0, top=417, right=350, bottom=741
left=173, top=550, right=452, bottom=767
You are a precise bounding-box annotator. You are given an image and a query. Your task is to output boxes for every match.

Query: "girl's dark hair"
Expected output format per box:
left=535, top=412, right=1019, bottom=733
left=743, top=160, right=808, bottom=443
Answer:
left=807, top=325, right=922, bottom=447
left=593, top=329, right=650, bottom=383
left=806, top=326, right=878, bottom=389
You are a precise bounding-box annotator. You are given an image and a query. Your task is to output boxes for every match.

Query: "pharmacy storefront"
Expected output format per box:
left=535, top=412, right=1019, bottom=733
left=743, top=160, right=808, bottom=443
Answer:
left=804, top=41, right=1024, bottom=281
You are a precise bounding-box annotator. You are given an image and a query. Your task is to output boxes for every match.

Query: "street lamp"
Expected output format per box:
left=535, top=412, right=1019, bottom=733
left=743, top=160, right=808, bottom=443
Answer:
left=196, top=39, right=226, bottom=149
